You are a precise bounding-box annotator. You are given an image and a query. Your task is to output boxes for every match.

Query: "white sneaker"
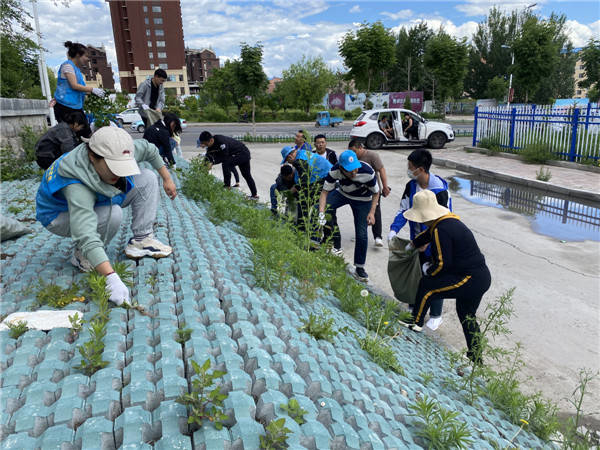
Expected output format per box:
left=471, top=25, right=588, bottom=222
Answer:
left=426, top=317, right=443, bottom=331
left=125, top=234, right=172, bottom=259
left=329, top=247, right=344, bottom=257
left=375, top=237, right=383, bottom=247
left=70, top=248, right=94, bottom=272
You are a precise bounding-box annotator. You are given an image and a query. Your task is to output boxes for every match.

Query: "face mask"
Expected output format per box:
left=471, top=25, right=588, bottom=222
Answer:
left=407, top=168, right=419, bottom=180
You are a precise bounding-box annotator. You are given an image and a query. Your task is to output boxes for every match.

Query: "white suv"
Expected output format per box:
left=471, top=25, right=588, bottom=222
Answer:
left=350, top=108, right=454, bottom=149
left=115, top=108, right=142, bottom=126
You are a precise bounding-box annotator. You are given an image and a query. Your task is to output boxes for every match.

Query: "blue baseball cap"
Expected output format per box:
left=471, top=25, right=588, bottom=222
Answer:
left=339, top=150, right=361, bottom=171
left=281, top=145, right=295, bottom=164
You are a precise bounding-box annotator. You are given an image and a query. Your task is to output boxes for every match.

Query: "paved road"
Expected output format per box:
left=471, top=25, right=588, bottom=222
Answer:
left=179, top=141, right=599, bottom=420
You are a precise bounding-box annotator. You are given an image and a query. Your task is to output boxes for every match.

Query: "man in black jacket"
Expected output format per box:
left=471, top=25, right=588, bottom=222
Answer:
left=198, top=131, right=258, bottom=199
left=402, top=190, right=491, bottom=363
left=35, top=111, right=86, bottom=169
left=313, top=134, right=338, bottom=165
left=143, top=112, right=181, bottom=168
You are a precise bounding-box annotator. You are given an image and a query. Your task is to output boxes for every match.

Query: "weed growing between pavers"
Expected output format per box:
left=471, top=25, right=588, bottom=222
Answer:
left=298, top=308, right=345, bottom=343
left=28, top=279, right=84, bottom=310
left=408, top=395, right=474, bottom=449
left=536, top=166, right=552, bottom=181
left=176, top=359, right=229, bottom=430
left=6, top=320, right=28, bottom=339
left=259, top=417, right=292, bottom=450
left=280, top=398, right=308, bottom=425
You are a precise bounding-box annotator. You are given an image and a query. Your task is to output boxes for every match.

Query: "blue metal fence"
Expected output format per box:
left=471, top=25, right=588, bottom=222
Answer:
left=473, top=103, right=600, bottom=162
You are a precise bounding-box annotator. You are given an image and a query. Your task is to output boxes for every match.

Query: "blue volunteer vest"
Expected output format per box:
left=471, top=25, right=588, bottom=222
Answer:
left=295, top=150, right=332, bottom=183
left=54, top=60, right=87, bottom=109
left=36, top=154, right=134, bottom=227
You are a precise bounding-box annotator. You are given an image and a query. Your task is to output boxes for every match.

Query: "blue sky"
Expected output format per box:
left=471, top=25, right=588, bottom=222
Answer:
left=31, top=0, right=599, bottom=90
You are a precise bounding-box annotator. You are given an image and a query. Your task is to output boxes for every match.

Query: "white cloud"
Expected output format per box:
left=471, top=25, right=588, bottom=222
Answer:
left=455, top=0, right=545, bottom=17
left=565, top=20, right=600, bottom=47
left=391, top=18, right=479, bottom=42
left=349, top=5, right=361, bottom=13
left=381, top=9, right=413, bottom=20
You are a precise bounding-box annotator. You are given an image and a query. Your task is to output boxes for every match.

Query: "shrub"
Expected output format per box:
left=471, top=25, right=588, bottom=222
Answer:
left=0, top=146, right=42, bottom=181
left=202, top=104, right=231, bottom=122
left=477, top=135, right=504, bottom=153
left=19, top=125, right=44, bottom=162
left=535, top=167, right=552, bottom=182
left=520, top=141, right=556, bottom=164
left=421, top=112, right=445, bottom=120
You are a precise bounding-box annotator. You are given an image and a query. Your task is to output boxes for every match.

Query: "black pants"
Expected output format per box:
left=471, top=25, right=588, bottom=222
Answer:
left=223, top=156, right=257, bottom=197
left=221, top=165, right=240, bottom=185
left=413, top=267, right=491, bottom=359
left=53, top=102, right=91, bottom=138
left=371, top=196, right=382, bottom=239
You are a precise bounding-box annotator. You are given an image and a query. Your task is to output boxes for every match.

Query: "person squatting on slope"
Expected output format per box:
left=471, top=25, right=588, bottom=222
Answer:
left=319, top=150, right=379, bottom=282
left=143, top=112, right=182, bottom=168
left=35, top=111, right=87, bottom=170
left=36, top=127, right=177, bottom=306
left=388, top=149, right=452, bottom=330
left=270, top=164, right=296, bottom=215
left=401, top=190, right=491, bottom=363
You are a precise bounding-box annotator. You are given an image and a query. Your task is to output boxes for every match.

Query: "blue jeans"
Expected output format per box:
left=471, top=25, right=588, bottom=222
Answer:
left=270, top=183, right=278, bottom=211
left=323, top=190, right=371, bottom=267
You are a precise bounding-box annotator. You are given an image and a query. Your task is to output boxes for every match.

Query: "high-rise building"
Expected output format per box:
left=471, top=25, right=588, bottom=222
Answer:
left=81, top=45, right=115, bottom=91
left=185, top=48, right=220, bottom=93
left=573, top=51, right=588, bottom=99
left=106, top=0, right=189, bottom=95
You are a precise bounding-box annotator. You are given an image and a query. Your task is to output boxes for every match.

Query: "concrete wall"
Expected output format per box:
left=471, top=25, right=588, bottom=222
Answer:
left=0, top=98, right=48, bottom=153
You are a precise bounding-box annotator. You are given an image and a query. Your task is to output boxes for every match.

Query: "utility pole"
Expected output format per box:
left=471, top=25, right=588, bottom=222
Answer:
left=31, top=0, right=56, bottom=126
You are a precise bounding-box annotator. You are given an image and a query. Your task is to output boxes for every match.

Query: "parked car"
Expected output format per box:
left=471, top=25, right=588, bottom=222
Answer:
left=315, top=111, right=343, bottom=127
left=131, top=118, right=187, bottom=134
left=350, top=108, right=454, bottom=149
left=116, top=108, right=142, bottom=126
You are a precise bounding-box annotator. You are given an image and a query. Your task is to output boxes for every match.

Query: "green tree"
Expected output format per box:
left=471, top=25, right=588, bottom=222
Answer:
left=464, top=7, right=518, bottom=99
left=203, top=60, right=244, bottom=113
left=578, top=38, right=600, bottom=101
left=424, top=30, right=469, bottom=103
left=280, top=56, right=335, bottom=113
left=512, top=15, right=564, bottom=103
left=272, top=81, right=294, bottom=112
left=339, top=21, right=396, bottom=92
left=485, top=76, right=508, bottom=101
left=237, top=42, right=268, bottom=128
left=391, top=22, right=434, bottom=96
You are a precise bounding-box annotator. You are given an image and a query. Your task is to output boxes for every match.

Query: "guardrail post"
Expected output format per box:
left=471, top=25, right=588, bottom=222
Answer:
left=472, top=106, right=478, bottom=147
left=508, top=107, right=517, bottom=151
left=569, top=108, right=580, bottom=162
left=531, top=104, right=536, bottom=130
left=585, top=102, right=591, bottom=131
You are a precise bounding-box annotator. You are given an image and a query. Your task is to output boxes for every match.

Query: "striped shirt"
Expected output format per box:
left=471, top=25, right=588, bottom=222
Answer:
left=323, top=161, right=379, bottom=201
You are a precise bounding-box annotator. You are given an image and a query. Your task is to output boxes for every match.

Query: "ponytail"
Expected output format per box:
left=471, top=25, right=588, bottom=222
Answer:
left=64, top=41, right=87, bottom=58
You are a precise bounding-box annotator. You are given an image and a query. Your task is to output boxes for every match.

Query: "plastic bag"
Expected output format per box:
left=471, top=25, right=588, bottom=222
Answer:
left=0, top=215, right=31, bottom=241
left=387, top=236, right=422, bottom=304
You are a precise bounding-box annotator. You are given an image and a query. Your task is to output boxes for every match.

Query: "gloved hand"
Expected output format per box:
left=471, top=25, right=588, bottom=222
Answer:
left=91, top=88, right=105, bottom=97
left=422, top=262, right=432, bottom=275
left=318, top=212, right=327, bottom=226
left=405, top=241, right=415, bottom=251
left=106, top=273, right=129, bottom=306
left=387, top=230, right=397, bottom=242
left=142, top=104, right=150, bottom=110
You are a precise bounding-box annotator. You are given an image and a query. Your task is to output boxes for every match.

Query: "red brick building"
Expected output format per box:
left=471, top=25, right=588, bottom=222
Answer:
left=81, top=45, right=115, bottom=91
left=106, top=0, right=189, bottom=95
left=185, top=48, right=220, bottom=93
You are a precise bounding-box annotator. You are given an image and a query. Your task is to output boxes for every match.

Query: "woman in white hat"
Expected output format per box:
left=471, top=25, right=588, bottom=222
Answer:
left=401, top=190, right=491, bottom=363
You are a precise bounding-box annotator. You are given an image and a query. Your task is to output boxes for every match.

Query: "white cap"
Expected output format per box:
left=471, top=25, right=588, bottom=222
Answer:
left=88, top=127, right=140, bottom=177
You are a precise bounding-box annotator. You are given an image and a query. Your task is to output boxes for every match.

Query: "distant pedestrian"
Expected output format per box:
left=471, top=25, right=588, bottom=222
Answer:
left=400, top=189, right=491, bottom=364
left=136, top=69, right=167, bottom=128
left=349, top=139, right=391, bottom=248
left=35, top=111, right=87, bottom=169
left=319, top=150, right=379, bottom=282
left=313, top=134, right=338, bottom=165
left=403, top=113, right=418, bottom=140
left=198, top=132, right=258, bottom=199
left=143, top=113, right=182, bottom=168
left=294, top=130, right=312, bottom=152
left=388, top=149, right=452, bottom=330
left=54, top=41, right=105, bottom=138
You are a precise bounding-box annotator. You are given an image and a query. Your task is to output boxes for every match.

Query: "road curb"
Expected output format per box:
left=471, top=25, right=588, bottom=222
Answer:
left=432, top=156, right=600, bottom=203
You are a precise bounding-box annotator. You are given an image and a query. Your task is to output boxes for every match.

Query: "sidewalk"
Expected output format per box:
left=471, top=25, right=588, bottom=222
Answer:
left=430, top=146, right=600, bottom=203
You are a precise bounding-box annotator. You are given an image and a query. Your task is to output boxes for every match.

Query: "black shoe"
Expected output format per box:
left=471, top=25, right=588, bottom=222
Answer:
left=354, top=267, right=369, bottom=282
left=398, top=316, right=423, bottom=332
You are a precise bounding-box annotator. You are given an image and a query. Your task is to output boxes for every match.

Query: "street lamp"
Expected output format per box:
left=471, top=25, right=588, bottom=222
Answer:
left=31, top=0, right=56, bottom=126
left=501, top=45, right=514, bottom=107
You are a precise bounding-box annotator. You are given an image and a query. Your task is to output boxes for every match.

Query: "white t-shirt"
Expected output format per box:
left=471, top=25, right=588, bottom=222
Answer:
left=59, top=62, right=75, bottom=78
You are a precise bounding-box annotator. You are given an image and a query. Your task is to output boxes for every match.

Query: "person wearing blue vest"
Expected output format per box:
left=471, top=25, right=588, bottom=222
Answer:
left=53, top=41, right=105, bottom=138
left=36, top=127, right=177, bottom=306
left=281, top=145, right=332, bottom=244
left=388, top=149, right=452, bottom=330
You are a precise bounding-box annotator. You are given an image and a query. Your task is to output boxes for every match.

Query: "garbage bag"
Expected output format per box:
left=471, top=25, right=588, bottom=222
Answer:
left=146, top=109, right=163, bottom=126
left=387, top=236, right=421, bottom=305
left=0, top=215, right=31, bottom=242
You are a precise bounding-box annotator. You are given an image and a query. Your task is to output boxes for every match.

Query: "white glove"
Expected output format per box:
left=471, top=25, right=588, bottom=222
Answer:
left=106, top=273, right=129, bottom=306
left=318, top=212, right=327, bottom=227
left=171, top=163, right=177, bottom=170
left=91, top=88, right=105, bottom=97
left=405, top=241, right=415, bottom=251
left=387, top=230, right=397, bottom=242
left=142, top=104, right=150, bottom=110
left=422, top=262, right=432, bottom=275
